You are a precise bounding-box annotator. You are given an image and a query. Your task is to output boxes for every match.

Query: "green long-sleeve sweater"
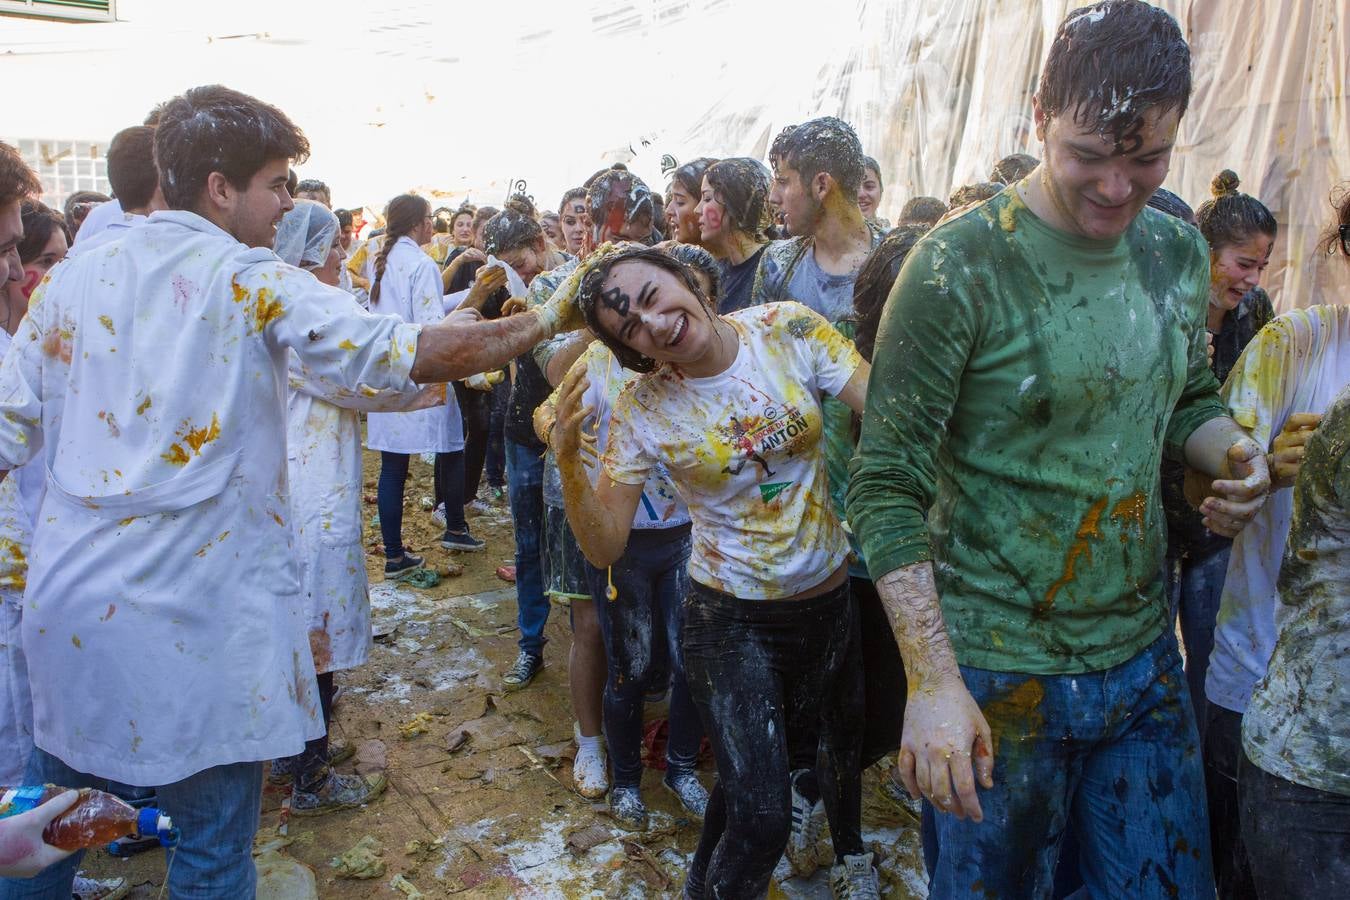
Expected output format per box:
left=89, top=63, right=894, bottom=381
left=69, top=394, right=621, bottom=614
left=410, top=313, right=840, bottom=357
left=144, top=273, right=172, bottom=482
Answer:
left=847, top=190, right=1227, bottom=674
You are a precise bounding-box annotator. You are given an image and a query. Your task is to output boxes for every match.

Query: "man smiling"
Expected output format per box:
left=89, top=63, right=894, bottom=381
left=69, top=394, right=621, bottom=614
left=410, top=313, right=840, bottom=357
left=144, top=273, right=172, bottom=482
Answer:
left=848, top=2, right=1271, bottom=897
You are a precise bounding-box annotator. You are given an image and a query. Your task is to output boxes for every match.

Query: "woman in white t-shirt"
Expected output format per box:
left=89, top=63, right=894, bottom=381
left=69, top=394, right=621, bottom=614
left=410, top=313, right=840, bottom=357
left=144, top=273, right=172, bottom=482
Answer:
left=550, top=247, right=871, bottom=898
left=365, top=194, right=470, bottom=577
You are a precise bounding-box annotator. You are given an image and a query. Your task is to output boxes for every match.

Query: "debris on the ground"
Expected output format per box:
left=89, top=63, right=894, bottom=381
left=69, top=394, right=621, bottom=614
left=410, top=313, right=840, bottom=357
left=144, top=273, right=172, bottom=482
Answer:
left=404, top=838, right=443, bottom=857
left=448, top=615, right=490, bottom=638
left=331, top=835, right=386, bottom=880
left=389, top=873, right=425, bottom=898
left=622, top=837, right=673, bottom=889
left=439, top=561, right=465, bottom=578
left=495, top=564, right=517, bottom=583
left=398, top=712, right=436, bottom=739
left=353, top=739, right=388, bottom=776
left=446, top=729, right=470, bottom=753
left=565, top=822, right=612, bottom=857
left=255, top=845, right=318, bottom=900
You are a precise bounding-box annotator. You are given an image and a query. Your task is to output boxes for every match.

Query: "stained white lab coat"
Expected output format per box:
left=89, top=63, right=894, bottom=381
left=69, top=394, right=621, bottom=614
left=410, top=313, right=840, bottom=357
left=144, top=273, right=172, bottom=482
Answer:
left=365, top=237, right=463, bottom=453
left=286, top=346, right=440, bottom=675
left=0, top=210, right=424, bottom=786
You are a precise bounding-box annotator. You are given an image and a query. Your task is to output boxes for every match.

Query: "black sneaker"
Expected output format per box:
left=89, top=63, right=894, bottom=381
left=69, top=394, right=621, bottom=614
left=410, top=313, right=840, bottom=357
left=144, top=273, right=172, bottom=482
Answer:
left=384, top=553, right=424, bottom=580
left=502, top=650, right=543, bottom=691
left=441, top=530, right=486, bottom=552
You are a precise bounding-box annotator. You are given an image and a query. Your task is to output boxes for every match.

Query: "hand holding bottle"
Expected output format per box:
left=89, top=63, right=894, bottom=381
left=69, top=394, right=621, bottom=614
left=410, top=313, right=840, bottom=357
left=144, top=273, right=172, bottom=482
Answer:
left=0, top=789, right=78, bottom=878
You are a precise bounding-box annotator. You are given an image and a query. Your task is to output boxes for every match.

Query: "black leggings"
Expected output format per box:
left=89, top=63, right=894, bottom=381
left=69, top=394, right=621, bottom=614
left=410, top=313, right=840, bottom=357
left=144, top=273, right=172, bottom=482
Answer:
left=683, top=579, right=863, bottom=898
left=292, top=671, right=335, bottom=792
left=455, top=382, right=491, bottom=502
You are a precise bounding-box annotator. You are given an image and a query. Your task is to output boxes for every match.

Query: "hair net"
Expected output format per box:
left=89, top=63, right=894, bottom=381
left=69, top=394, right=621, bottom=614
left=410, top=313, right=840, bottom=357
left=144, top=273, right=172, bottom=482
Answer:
left=273, top=199, right=339, bottom=269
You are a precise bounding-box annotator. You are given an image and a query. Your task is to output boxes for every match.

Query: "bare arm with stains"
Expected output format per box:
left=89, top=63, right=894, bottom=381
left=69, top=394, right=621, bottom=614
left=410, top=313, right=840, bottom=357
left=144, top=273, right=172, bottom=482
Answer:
left=543, top=329, right=595, bottom=387
left=550, top=363, right=640, bottom=567
left=1182, top=417, right=1271, bottom=537
left=876, top=562, right=994, bottom=822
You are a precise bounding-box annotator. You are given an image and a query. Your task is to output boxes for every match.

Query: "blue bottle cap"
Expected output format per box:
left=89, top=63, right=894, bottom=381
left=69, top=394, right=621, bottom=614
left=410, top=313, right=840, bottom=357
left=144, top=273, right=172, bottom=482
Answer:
left=135, top=808, right=178, bottom=846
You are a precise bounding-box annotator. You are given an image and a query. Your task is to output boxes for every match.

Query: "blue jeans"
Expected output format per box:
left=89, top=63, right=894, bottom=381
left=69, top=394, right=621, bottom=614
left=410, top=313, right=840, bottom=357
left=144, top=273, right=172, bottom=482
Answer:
left=585, top=524, right=700, bottom=786
left=1165, top=546, right=1230, bottom=733
left=0, top=749, right=262, bottom=899
left=506, top=439, right=549, bottom=656
left=927, top=632, right=1213, bottom=900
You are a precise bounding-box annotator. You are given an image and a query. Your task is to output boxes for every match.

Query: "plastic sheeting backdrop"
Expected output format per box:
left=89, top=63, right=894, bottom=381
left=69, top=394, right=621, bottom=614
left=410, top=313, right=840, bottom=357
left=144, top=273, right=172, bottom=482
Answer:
left=2, top=0, right=1346, bottom=309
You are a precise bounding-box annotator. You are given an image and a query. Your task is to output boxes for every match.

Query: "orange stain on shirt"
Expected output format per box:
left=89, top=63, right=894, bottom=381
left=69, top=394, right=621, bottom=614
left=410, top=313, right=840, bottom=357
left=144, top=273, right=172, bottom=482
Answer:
left=1110, top=491, right=1148, bottom=543
left=161, top=413, right=222, bottom=465
left=1038, top=497, right=1108, bottom=614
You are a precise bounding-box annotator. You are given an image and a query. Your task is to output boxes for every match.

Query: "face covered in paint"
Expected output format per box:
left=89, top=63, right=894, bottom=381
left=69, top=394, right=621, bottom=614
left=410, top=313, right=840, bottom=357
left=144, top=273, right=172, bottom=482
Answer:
left=593, top=259, right=719, bottom=369
left=221, top=157, right=295, bottom=249
left=768, top=161, right=821, bottom=238
left=0, top=200, right=22, bottom=286
left=1033, top=100, right=1180, bottom=241
left=667, top=180, right=702, bottom=244
left=1209, top=233, right=1273, bottom=313
left=696, top=176, right=728, bottom=244
left=3, top=222, right=66, bottom=331
left=559, top=199, right=588, bottom=255
left=857, top=167, right=883, bottom=221
left=452, top=212, right=474, bottom=246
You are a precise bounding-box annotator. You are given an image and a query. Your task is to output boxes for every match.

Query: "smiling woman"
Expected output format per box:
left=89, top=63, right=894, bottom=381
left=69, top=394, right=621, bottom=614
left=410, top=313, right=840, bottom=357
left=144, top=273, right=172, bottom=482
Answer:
left=551, top=245, right=874, bottom=896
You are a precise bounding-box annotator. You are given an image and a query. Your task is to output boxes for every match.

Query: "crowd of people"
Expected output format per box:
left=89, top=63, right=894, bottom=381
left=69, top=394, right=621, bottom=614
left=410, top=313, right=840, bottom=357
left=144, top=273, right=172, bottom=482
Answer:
left=0, top=1, right=1344, bottom=898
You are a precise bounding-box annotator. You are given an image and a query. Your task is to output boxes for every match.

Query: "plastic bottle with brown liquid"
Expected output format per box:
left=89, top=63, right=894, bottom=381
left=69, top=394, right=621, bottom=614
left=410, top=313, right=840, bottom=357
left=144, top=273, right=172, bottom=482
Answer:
left=0, top=785, right=177, bottom=850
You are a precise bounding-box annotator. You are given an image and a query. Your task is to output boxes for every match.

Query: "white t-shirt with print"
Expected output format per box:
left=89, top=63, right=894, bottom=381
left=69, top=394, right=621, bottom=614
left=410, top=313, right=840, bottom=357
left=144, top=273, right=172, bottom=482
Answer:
left=603, top=302, right=861, bottom=599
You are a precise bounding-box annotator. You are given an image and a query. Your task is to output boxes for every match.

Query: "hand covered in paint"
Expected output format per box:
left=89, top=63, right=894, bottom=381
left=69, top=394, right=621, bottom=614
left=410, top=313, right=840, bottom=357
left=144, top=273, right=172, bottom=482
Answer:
left=548, top=364, right=596, bottom=464
left=500, top=297, right=528, bottom=317
left=1200, top=436, right=1271, bottom=537
left=464, top=370, right=504, bottom=392
left=1269, top=413, right=1322, bottom=489
left=1205, top=330, right=1215, bottom=364
left=464, top=265, right=507, bottom=311
left=898, top=675, right=994, bottom=823
left=0, top=790, right=78, bottom=878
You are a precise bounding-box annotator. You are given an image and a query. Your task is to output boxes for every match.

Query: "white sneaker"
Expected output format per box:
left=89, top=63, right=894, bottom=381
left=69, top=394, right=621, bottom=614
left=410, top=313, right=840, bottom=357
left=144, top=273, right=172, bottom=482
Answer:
left=431, top=503, right=447, bottom=527
left=73, top=874, right=130, bottom=900
left=829, top=851, right=881, bottom=899
left=572, top=722, right=609, bottom=799
left=784, top=768, right=826, bottom=877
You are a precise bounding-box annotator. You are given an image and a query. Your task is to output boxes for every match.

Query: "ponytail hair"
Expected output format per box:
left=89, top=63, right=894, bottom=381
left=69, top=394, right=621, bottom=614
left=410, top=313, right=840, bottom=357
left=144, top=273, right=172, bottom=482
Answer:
left=370, top=193, right=429, bottom=305
left=1195, top=170, right=1277, bottom=252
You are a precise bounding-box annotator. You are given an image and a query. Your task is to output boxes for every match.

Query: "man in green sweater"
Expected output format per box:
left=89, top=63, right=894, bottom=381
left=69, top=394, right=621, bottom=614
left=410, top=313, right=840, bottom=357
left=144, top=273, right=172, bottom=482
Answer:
left=847, top=2, right=1270, bottom=896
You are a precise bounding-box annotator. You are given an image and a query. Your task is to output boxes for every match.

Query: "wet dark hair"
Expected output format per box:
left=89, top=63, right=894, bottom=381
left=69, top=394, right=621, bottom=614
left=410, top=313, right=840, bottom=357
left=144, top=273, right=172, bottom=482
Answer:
left=370, top=193, right=430, bottom=305
left=1195, top=170, right=1276, bottom=252
left=662, top=242, right=722, bottom=305
left=898, top=196, right=948, bottom=226
left=577, top=246, right=714, bottom=373
left=584, top=163, right=625, bottom=190
left=1146, top=187, right=1194, bottom=224
left=17, top=201, right=71, bottom=264
left=106, top=126, right=159, bottom=210
left=155, top=85, right=310, bottom=210
left=650, top=193, right=666, bottom=239
left=989, top=153, right=1038, bottom=185
left=861, top=156, right=883, bottom=188
left=483, top=205, right=543, bottom=256
left=948, top=182, right=1003, bottom=208
left=0, top=142, right=42, bottom=208
left=852, top=225, right=929, bottom=364
left=1319, top=182, right=1350, bottom=258
left=558, top=187, right=586, bottom=212
left=587, top=167, right=655, bottom=238
left=703, top=157, right=772, bottom=242
left=335, top=207, right=353, bottom=228
left=768, top=116, right=865, bottom=196
left=671, top=157, right=717, bottom=199
left=1037, top=0, right=1191, bottom=150
left=503, top=193, right=538, bottom=219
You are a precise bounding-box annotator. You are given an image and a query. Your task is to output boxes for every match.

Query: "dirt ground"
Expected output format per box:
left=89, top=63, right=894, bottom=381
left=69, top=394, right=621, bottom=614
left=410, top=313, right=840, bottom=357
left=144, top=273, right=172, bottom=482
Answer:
left=82, top=453, right=927, bottom=898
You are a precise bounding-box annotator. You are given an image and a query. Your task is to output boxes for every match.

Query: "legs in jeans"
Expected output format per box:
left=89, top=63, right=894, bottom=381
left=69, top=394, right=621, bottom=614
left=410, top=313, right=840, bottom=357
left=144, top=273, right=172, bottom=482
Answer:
left=1239, top=753, right=1350, bottom=899
left=1202, top=702, right=1257, bottom=898
left=454, top=382, right=490, bottom=502
left=682, top=580, right=854, bottom=898
left=928, top=633, right=1213, bottom=900
left=586, top=525, right=700, bottom=786
left=485, top=379, right=508, bottom=489
left=505, top=439, right=548, bottom=657
left=435, top=451, right=469, bottom=534
left=376, top=451, right=410, bottom=559
left=1176, top=546, right=1230, bottom=734
left=0, top=749, right=263, bottom=900
left=291, top=671, right=336, bottom=793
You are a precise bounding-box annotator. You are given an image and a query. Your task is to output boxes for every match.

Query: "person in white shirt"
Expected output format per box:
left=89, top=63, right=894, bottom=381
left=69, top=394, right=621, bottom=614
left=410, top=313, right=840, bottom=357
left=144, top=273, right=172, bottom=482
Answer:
left=366, top=193, right=481, bottom=570
left=67, top=126, right=165, bottom=259
left=0, top=84, right=581, bottom=899
left=551, top=246, right=872, bottom=898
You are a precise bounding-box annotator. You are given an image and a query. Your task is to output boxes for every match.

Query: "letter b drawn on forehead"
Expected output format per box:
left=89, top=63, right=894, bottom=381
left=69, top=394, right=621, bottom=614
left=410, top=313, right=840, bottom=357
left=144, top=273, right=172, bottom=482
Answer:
left=600, top=279, right=656, bottom=320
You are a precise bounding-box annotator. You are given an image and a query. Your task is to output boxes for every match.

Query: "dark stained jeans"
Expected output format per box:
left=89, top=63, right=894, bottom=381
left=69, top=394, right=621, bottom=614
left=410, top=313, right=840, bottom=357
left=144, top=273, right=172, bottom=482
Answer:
left=1239, top=753, right=1350, bottom=899
left=927, top=631, right=1214, bottom=900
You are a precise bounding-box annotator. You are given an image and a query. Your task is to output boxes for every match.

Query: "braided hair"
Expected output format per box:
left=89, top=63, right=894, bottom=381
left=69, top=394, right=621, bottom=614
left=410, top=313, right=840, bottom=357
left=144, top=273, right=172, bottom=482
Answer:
left=370, top=193, right=429, bottom=305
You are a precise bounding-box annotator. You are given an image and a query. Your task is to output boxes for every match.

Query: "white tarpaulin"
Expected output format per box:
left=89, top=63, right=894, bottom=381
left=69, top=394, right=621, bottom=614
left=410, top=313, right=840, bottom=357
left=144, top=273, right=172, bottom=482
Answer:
left=2, top=0, right=1346, bottom=309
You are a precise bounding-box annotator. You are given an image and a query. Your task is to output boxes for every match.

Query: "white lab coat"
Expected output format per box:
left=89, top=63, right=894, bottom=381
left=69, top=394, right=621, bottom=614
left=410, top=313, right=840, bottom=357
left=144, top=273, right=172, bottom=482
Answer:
left=0, top=210, right=424, bottom=786
left=286, top=347, right=440, bottom=675
left=0, top=330, right=43, bottom=784
left=366, top=237, right=463, bottom=453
